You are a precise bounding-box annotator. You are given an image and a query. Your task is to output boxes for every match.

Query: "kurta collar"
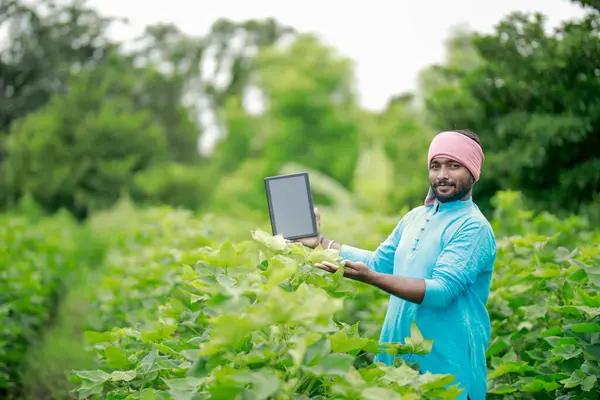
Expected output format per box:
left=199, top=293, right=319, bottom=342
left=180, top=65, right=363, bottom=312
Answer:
left=431, top=196, right=473, bottom=212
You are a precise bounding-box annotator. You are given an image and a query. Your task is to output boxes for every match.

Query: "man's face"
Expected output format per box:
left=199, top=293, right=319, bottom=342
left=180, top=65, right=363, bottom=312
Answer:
left=429, top=157, right=473, bottom=203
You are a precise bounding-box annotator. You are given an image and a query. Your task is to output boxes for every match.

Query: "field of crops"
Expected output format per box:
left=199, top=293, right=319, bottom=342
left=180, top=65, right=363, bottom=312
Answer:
left=1, top=191, right=599, bottom=399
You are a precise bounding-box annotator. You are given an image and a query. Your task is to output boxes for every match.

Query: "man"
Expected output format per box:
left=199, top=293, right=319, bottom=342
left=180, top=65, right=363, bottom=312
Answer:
left=300, top=130, right=496, bottom=400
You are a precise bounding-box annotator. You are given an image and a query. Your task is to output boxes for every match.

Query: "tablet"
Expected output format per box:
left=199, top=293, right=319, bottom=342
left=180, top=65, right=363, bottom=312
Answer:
left=264, top=172, right=318, bottom=240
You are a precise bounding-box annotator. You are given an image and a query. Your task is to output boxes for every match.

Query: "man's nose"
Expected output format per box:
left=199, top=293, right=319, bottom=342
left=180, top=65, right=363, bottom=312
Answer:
left=437, top=166, right=450, bottom=178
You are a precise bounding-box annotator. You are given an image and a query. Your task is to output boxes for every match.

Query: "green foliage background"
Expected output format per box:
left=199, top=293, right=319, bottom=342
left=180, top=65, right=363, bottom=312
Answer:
left=1, top=0, right=599, bottom=398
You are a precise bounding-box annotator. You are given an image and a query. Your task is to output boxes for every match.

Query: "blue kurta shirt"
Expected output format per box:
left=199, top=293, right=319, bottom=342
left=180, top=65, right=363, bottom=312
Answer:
left=339, top=196, right=496, bottom=400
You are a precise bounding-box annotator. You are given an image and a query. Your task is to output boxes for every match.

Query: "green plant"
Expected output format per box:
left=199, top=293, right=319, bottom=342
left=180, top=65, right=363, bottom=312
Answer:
left=0, top=209, right=104, bottom=396
left=485, top=192, right=600, bottom=398
left=69, top=209, right=463, bottom=399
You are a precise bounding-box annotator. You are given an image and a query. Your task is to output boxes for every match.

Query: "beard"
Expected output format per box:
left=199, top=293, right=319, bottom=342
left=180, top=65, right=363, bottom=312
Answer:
left=431, top=178, right=472, bottom=203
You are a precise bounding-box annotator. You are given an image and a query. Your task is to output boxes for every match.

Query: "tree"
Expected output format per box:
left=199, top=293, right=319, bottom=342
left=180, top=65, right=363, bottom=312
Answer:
left=252, top=34, right=361, bottom=188
left=366, top=95, right=435, bottom=213
left=423, top=9, right=600, bottom=216
left=0, top=57, right=170, bottom=219
left=0, top=0, right=120, bottom=134
left=571, top=0, right=600, bottom=11
left=204, top=34, right=364, bottom=218
left=131, top=18, right=295, bottom=156
left=416, top=23, right=482, bottom=108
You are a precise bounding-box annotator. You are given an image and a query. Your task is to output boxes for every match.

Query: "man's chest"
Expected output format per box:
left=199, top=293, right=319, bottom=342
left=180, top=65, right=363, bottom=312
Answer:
left=393, top=212, right=461, bottom=278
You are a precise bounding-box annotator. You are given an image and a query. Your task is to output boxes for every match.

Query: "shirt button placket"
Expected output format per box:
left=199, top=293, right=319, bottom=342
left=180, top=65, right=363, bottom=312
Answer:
left=413, top=226, right=424, bottom=251
left=414, top=212, right=432, bottom=251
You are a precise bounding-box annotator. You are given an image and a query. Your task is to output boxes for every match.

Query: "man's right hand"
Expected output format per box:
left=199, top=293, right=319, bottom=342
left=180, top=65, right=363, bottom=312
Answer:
left=296, top=207, right=322, bottom=249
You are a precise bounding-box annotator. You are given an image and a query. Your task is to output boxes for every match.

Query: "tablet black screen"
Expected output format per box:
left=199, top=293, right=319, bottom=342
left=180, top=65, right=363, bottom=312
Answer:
left=265, top=173, right=317, bottom=240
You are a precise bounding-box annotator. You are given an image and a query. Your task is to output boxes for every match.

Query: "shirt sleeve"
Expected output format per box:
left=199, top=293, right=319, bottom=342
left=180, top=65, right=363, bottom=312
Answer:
left=421, top=219, right=496, bottom=308
left=339, top=214, right=408, bottom=275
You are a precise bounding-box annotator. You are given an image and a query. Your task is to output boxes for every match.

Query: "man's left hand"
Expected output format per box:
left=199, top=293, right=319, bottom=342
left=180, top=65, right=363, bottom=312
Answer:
left=315, top=260, right=375, bottom=284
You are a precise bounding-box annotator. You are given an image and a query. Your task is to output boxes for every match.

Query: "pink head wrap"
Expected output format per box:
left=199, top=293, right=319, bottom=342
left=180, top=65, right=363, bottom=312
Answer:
left=424, top=131, right=484, bottom=206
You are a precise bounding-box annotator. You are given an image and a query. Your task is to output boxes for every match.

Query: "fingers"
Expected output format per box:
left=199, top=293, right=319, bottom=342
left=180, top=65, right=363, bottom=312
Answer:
left=315, top=263, right=335, bottom=273
left=315, top=261, right=338, bottom=273
left=315, top=260, right=366, bottom=282
left=316, top=260, right=353, bottom=271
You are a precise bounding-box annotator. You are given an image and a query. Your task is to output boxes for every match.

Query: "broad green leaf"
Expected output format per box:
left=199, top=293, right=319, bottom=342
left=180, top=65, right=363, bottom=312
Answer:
left=570, top=323, right=600, bottom=333
left=75, top=370, right=111, bottom=383
left=410, top=322, right=424, bottom=341
left=533, top=265, right=561, bottom=278
left=382, top=363, right=420, bottom=386
left=307, top=247, right=342, bottom=267
left=560, top=369, right=597, bottom=391
left=575, top=288, right=600, bottom=307
left=488, top=361, right=537, bottom=379
left=517, top=321, right=534, bottom=331
left=265, top=255, right=298, bottom=290
left=199, top=315, right=255, bottom=355
left=489, top=384, right=517, bottom=394
left=331, top=260, right=346, bottom=287
left=251, top=230, right=286, bottom=253
left=361, top=387, right=402, bottom=400
left=522, top=305, right=547, bottom=319
left=136, top=347, right=158, bottom=374
left=136, top=388, right=160, bottom=400
left=551, top=344, right=583, bottom=360
left=525, top=349, right=547, bottom=361
left=568, top=268, right=588, bottom=282
left=519, top=378, right=561, bottom=392
left=288, top=339, right=307, bottom=373
left=140, top=320, right=178, bottom=342
left=84, top=331, right=115, bottom=344
left=581, top=360, right=600, bottom=374
left=544, top=336, right=578, bottom=347
left=303, top=336, right=331, bottom=366
left=581, top=375, right=598, bottom=391
left=358, top=363, right=386, bottom=383
left=329, top=329, right=369, bottom=353
left=561, top=280, right=575, bottom=301
left=231, top=369, right=281, bottom=399
left=180, top=265, right=196, bottom=280
left=486, top=336, right=509, bottom=357
left=583, top=344, right=600, bottom=361
left=217, top=240, right=236, bottom=266
left=74, top=379, right=106, bottom=397
left=105, top=346, right=133, bottom=369
left=156, top=343, right=179, bottom=357
left=207, top=366, right=246, bottom=399
left=418, top=372, right=456, bottom=390
left=302, top=353, right=354, bottom=376
left=109, top=370, right=136, bottom=382
left=577, top=306, right=600, bottom=318
left=540, top=327, right=562, bottom=337
left=163, top=376, right=206, bottom=400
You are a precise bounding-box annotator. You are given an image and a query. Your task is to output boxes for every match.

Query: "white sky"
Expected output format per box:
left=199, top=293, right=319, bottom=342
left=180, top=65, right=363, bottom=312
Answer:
left=87, top=0, right=588, bottom=111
